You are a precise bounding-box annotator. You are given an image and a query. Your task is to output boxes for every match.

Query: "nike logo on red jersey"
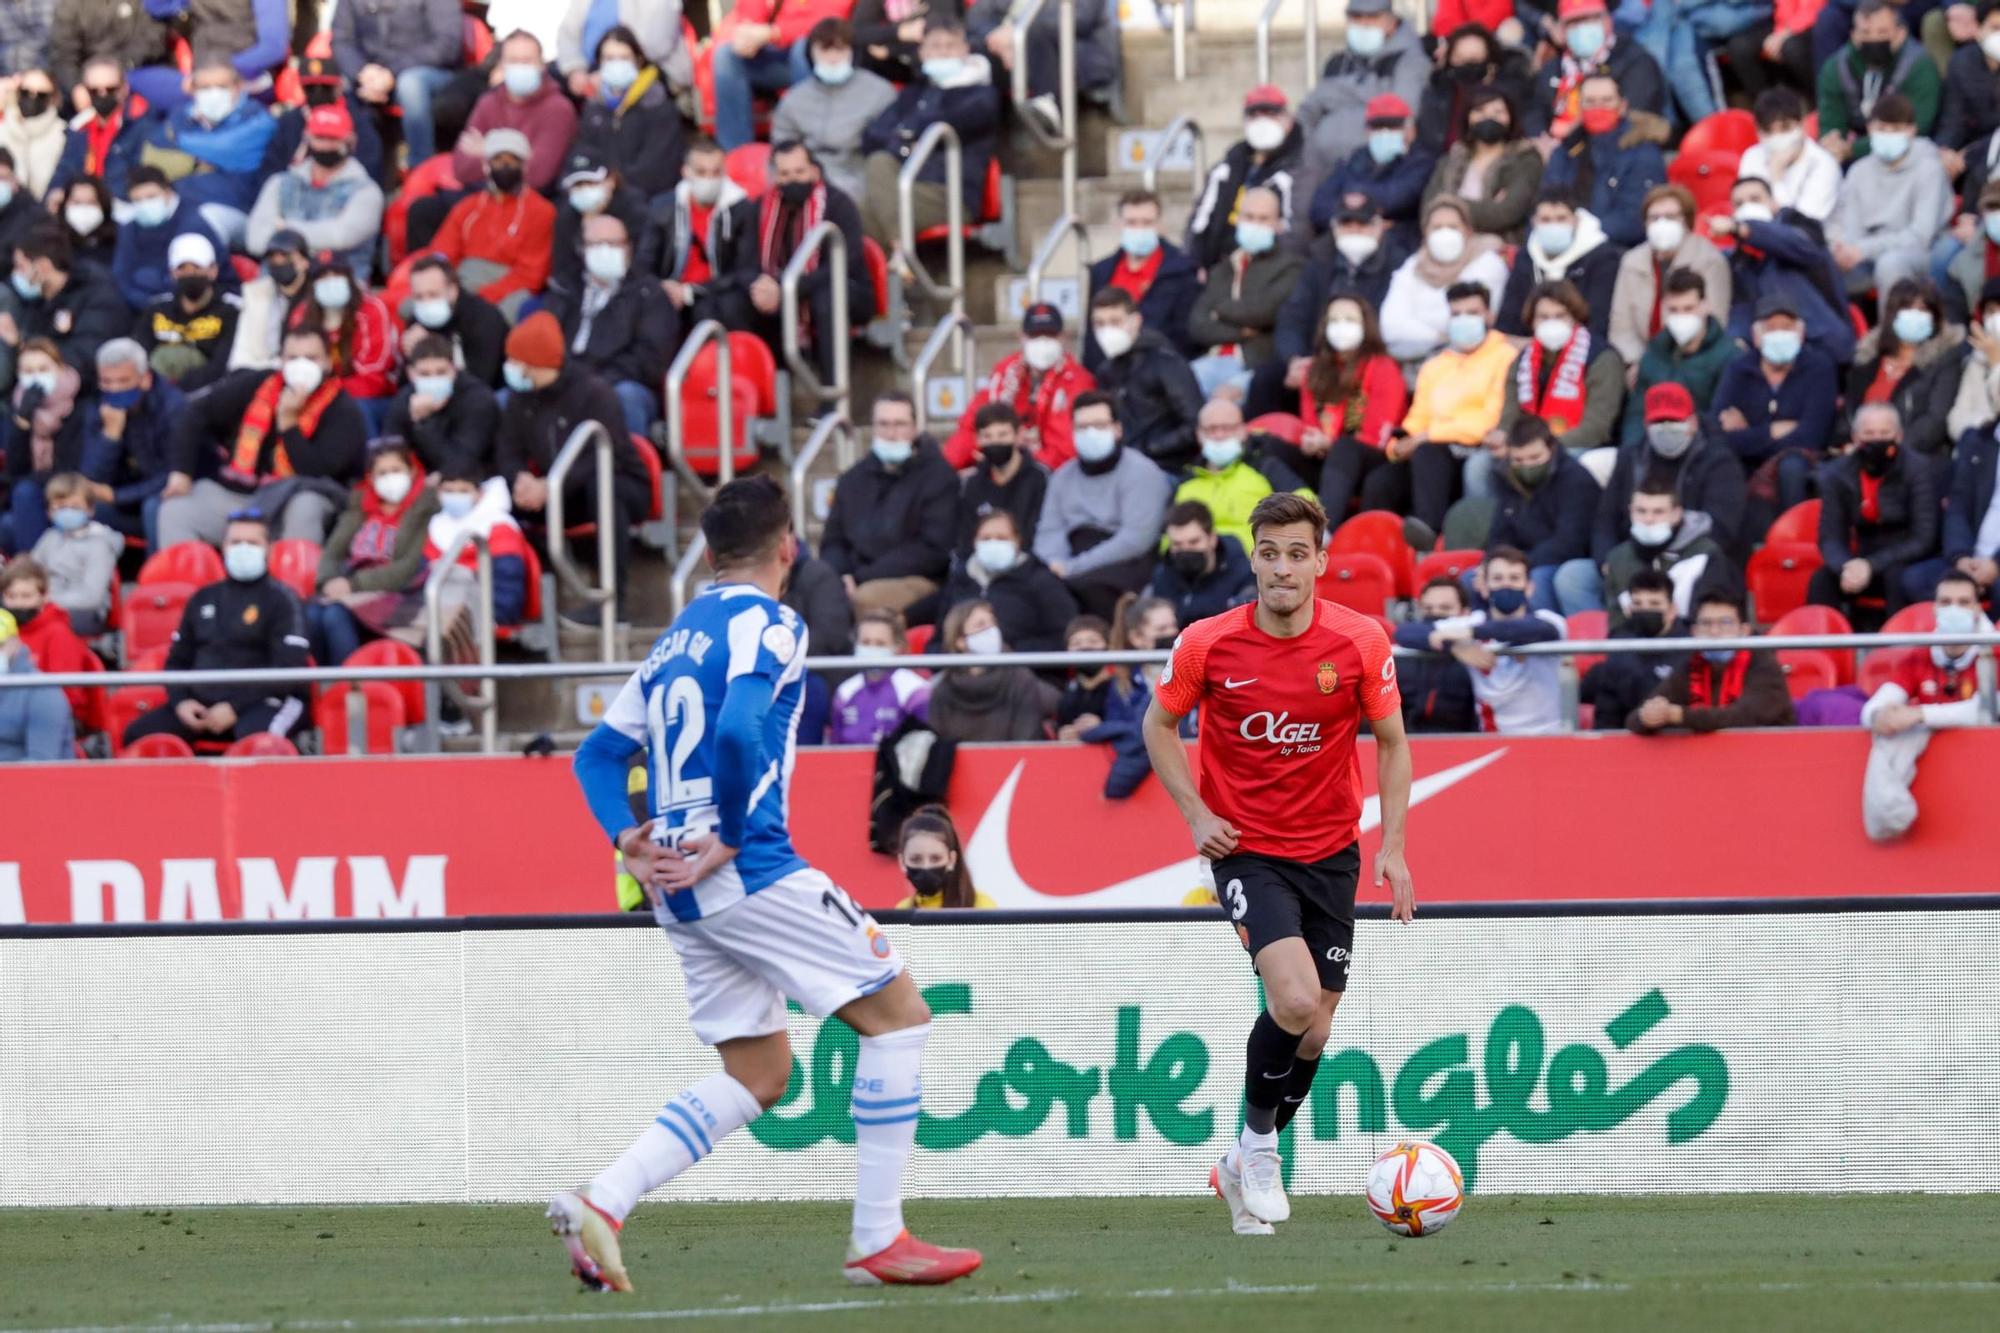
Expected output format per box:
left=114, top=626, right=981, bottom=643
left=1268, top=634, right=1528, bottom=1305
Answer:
left=1223, top=677, right=1258, bottom=689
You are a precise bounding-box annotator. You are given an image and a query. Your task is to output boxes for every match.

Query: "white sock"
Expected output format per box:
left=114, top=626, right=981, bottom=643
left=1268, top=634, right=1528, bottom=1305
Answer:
left=1239, top=1126, right=1278, bottom=1156
left=850, top=1023, right=929, bottom=1256
left=587, top=1072, right=762, bottom=1222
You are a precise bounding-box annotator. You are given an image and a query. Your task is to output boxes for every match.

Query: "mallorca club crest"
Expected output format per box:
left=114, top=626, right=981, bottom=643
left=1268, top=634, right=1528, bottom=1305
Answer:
left=1316, top=661, right=1339, bottom=694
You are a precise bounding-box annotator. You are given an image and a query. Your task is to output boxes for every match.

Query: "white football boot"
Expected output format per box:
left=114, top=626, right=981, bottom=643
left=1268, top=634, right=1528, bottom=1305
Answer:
left=1236, top=1141, right=1291, bottom=1224
left=1210, top=1154, right=1275, bottom=1236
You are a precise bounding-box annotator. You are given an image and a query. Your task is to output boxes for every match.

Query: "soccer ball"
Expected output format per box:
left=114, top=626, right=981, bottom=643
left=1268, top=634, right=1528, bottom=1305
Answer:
left=1365, top=1141, right=1465, bottom=1237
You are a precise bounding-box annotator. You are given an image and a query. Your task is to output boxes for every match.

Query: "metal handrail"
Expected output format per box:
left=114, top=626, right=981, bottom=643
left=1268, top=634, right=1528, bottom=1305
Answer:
left=1026, top=213, right=1090, bottom=305
left=423, top=527, right=498, bottom=754
left=779, top=221, right=850, bottom=422
left=663, top=318, right=738, bottom=506
left=910, top=312, right=975, bottom=436
left=669, top=531, right=709, bottom=620
left=1171, top=0, right=1190, bottom=82
left=1256, top=0, right=1319, bottom=89
left=787, top=412, right=854, bottom=539
left=896, top=121, right=964, bottom=306
left=1011, top=0, right=1078, bottom=219
left=544, top=419, right=618, bottom=660
left=1141, top=114, right=1208, bottom=207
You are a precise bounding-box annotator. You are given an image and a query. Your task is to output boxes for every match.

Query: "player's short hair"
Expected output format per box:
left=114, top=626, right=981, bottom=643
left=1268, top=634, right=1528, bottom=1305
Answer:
left=897, top=804, right=977, bottom=909
left=701, top=474, right=792, bottom=567
left=1419, top=575, right=1467, bottom=610
left=1248, top=492, right=1326, bottom=546
left=1485, top=544, right=1529, bottom=573
left=1935, top=569, right=1981, bottom=599
left=0, top=554, right=48, bottom=593
left=1165, top=499, right=1215, bottom=533
left=1626, top=568, right=1673, bottom=597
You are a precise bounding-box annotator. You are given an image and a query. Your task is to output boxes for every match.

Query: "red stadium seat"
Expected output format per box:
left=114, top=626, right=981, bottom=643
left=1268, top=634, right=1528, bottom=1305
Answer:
left=140, top=540, right=223, bottom=587
left=674, top=346, right=761, bottom=478
left=107, top=687, right=166, bottom=751
left=727, top=332, right=780, bottom=419
left=123, top=732, right=195, bottom=759
left=384, top=156, right=460, bottom=268
left=1247, top=412, right=1307, bottom=447
left=1680, top=108, right=1759, bottom=157
left=1667, top=149, right=1742, bottom=217
left=1880, top=603, right=1937, bottom=635
left=224, top=732, right=300, bottom=758
left=1769, top=605, right=1855, bottom=683
left=1859, top=645, right=1917, bottom=695
left=1415, top=548, right=1483, bottom=587
left=68, top=647, right=109, bottom=735
left=905, top=623, right=934, bottom=654
left=1565, top=609, right=1609, bottom=678
left=342, top=638, right=428, bottom=725
left=563, top=436, right=665, bottom=542
left=315, top=682, right=406, bottom=755
left=1765, top=499, right=1822, bottom=545
left=122, top=583, right=194, bottom=661
left=1746, top=542, right=1822, bottom=624
left=726, top=143, right=771, bottom=200
left=1328, top=510, right=1415, bottom=598
left=1314, top=552, right=1395, bottom=616
left=915, top=158, right=1006, bottom=242
left=267, top=539, right=321, bottom=601
left=461, top=14, right=494, bottom=64
left=860, top=236, right=891, bottom=320
left=1777, top=649, right=1839, bottom=699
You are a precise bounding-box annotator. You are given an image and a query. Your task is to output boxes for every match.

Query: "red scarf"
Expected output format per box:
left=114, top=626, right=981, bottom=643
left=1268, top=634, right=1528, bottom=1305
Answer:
left=1515, top=327, right=1593, bottom=434
left=1985, top=237, right=2000, bottom=283
left=759, top=182, right=827, bottom=336
left=1109, top=246, right=1164, bottom=302
left=992, top=353, right=1074, bottom=431
left=1858, top=470, right=1883, bottom=524
left=226, top=373, right=340, bottom=486
left=1686, top=651, right=1751, bottom=708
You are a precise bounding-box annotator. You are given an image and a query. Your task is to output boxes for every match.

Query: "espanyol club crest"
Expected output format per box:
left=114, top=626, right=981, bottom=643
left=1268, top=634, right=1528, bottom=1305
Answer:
left=1315, top=661, right=1339, bottom=694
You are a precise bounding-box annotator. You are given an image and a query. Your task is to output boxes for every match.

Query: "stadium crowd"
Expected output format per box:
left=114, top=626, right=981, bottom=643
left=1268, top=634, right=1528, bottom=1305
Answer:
left=0, top=0, right=1994, bottom=765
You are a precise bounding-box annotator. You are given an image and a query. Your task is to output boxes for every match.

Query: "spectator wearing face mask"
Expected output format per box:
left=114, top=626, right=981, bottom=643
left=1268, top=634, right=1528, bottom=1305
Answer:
left=1711, top=294, right=1842, bottom=518
left=258, top=58, right=388, bottom=195
left=1485, top=414, right=1604, bottom=614
left=542, top=210, right=678, bottom=440
left=1845, top=279, right=1969, bottom=467
left=850, top=0, right=967, bottom=85
left=1249, top=201, right=1407, bottom=418
left=944, top=303, right=1092, bottom=470
left=1055, top=612, right=1115, bottom=737
left=1084, top=189, right=1200, bottom=374
left=0, top=607, right=73, bottom=762
left=0, top=554, right=102, bottom=733
left=1173, top=397, right=1309, bottom=553
left=1189, top=85, right=1307, bottom=271
left=1537, top=72, right=1666, bottom=251
left=1938, top=4, right=2000, bottom=156
left=1527, top=0, right=1666, bottom=141
left=1495, top=187, right=1623, bottom=346
left=821, top=392, right=959, bottom=615
left=1421, top=84, right=1543, bottom=246
left=1607, top=186, right=1730, bottom=371
left=397, top=255, right=508, bottom=390
left=1185, top=187, right=1301, bottom=400
left=427, top=128, right=559, bottom=321
left=1416, top=25, right=1536, bottom=158
left=1380, top=196, right=1509, bottom=360
left=225, top=230, right=313, bottom=376
left=895, top=805, right=995, bottom=908
left=1629, top=591, right=1794, bottom=733
left=955, top=402, right=1047, bottom=555
left=771, top=19, right=899, bottom=204
left=637, top=138, right=760, bottom=331
left=1145, top=499, right=1257, bottom=627
left=1618, top=269, right=1735, bottom=446
left=135, top=232, right=240, bottom=387
left=0, top=68, right=68, bottom=204
left=1810, top=403, right=1940, bottom=622
left=1601, top=478, right=1744, bottom=634
left=1860, top=570, right=1992, bottom=840
left=158, top=326, right=369, bottom=548
left=295, top=258, right=402, bottom=439
left=3, top=338, right=85, bottom=553
left=1034, top=390, right=1175, bottom=617
left=1075, top=593, right=1184, bottom=797
left=935, top=508, right=1077, bottom=653
left=830, top=609, right=931, bottom=746
left=78, top=337, right=183, bottom=547
left=1401, top=545, right=1567, bottom=735
left=1295, top=292, right=1408, bottom=518
left=857, top=21, right=1002, bottom=253
left=387, top=335, right=502, bottom=479
left=1720, top=176, right=1856, bottom=366
left=1295, top=0, right=1431, bottom=215
left=304, top=442, right=443, bottom=666
left=50, top=58, right=153, bottom=204
left=1949, top=277, right=2000, bottom=442
left=1087, top=287, right=1205, bottom=472
left=1817, top=0, right=1940, bottom=165
left=1380, top=281, right=1515, bottom=532
left=549, top=156, right=649, bottom=300
left=423, top=469, right=530, bottom=630
left=244, top=103, right=387, bottom=284
left=1496, top=281, right=1626, bottom=456
left=121, top=511, right=314, bottom=750
left=1390, top=575, right=1479, bottom=734
left=742, top=141, right=871, bottom=393
left=22, top=476, right=119, bottom=634
left=571, top=26, right=686, bottom=203
left=557, top=0, right=695, bottom=109
left=926, top=597, right=1060, bottom=742
left=1579, top=567, right=1682, bottom=731
left=1309, top=94, right=1436, bottom=242
left=1598, top=383, right=1747, bottom=564
left=110, top=165, right=226, bottom=312
left=1736, top=89, right=1842, bottom=223
left=141, top=61, right=275, bottom=248
left=1827, top=96, right=1952, bottom=317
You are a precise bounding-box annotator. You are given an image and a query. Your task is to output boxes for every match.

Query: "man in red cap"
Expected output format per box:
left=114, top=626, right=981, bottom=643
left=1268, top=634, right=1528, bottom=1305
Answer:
left=1307, top=91, right=1434, bottom=241
left=493, top=311, right=654, bottom=616
left=1527, top=0, right=1665, bottom=143
left=1294, top=0, right=1429, bottom=226
left=255, top=55, right=388, bottom=191
left=1593, top=379, right=1748, bottom=581
left=1187, top=84, right=1304, bottom=272
left=245, top=100, right=387, bottom=283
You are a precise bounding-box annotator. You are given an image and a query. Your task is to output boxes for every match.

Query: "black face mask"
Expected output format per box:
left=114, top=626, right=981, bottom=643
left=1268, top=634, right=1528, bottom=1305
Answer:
left=309, top=147, right=346, bottom=169
left=1466, top=118, right=1508, bottom=145
left=267, top=259, right=300, bottom=289
left=1859, top=439, right=1898, bottom=475
left=488, top=164, right=524, bottom=194
left=1627, top=609, right=1667, bottom=637
left=6, top=603, right=38, bottom=626
left=174, top=273, right=212, bottom=304
left=1169, top=548, right=1210, bottom=579
left=1447, top=62, right=1489, bottom=84
left=89, top=90, right=122, bottom=118
left=1151, top=633, right=1177, bottom=651
left=16, top=91, right=50, bottom=118
left=979, top=443, right=1016, bottom=471
left=1858, top=40, right=1896, bottom=68
left=778, top=180, right=814, bottom=207
left=904, top=864, right=951, bottom=896
left=304, top=86, right=340, bottom=108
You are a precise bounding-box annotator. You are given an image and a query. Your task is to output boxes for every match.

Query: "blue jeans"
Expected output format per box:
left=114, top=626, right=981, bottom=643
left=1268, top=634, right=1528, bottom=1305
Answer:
left=613, top=380, right=658, bottom=441
left=1900, top=556, right=1951, bottom=606
left=1636, top=0, right=1730, bottom=124
left=396, top=65, right=458, bottom=164
left=711, top=40, right=811, bottom=150
left=356, top=395, right=393, bottom=441
left=305, top=600, right=366, bottom=667
left=1462, top=447, right=1497, bottom=502
left=1533, top=558, right=1604, bottom=616
left=7, top=476, right=46, bottom=553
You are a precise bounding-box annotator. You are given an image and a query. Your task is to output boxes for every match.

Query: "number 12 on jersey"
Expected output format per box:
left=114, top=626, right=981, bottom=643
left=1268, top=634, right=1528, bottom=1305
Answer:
left=647, top=677, right=715, bottom=814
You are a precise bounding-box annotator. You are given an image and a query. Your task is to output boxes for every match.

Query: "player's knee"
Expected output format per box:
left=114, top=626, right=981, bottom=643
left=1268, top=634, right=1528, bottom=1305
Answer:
left=740, top=1063, right=791, bottom=1109
left=1267, top=987, right=1319, bottom=1035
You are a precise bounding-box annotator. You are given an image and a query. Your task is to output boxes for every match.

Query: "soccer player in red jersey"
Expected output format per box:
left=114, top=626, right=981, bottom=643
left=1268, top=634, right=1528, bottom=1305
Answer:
left=1142, top=492, right=1415, bottom=1235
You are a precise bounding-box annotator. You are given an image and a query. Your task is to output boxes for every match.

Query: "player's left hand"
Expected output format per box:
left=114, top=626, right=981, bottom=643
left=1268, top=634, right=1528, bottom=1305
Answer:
left=656, top=833, right=739, bottom=895
left=1375, top=846, right=1415, bottom=923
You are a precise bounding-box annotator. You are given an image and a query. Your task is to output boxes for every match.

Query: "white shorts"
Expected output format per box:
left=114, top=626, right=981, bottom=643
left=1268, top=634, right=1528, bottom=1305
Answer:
left=661, top=867, right=905, bottom=1045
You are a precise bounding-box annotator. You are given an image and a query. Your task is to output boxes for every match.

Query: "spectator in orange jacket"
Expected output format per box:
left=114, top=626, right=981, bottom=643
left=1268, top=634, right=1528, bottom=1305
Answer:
left=427, top=129, right=557, bottom=321
left=0, top=555, right=102, bottom=735
left=944, top=301, right=1093, bottom=470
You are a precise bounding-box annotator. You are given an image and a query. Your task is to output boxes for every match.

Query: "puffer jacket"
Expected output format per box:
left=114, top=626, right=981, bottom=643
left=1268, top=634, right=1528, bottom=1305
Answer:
left=1539, top=112, right=1669, bottom=249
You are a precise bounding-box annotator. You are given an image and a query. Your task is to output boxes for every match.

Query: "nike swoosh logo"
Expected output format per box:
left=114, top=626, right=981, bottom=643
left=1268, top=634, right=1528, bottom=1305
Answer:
left=965, top=750, right=1509, bottom=908
left=1223, top=677, right=1258, bottom=689
left=1259, top=1070, right=1290, bottom=1079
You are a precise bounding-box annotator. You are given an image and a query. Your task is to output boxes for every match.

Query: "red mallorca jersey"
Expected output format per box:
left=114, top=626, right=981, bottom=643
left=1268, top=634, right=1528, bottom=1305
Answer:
left=1154, top=599, right=1400, bottom=863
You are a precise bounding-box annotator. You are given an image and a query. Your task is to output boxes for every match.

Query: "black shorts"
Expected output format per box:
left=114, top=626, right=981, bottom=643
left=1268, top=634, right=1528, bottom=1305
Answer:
left=1212, top=843, right=1361, bottom=991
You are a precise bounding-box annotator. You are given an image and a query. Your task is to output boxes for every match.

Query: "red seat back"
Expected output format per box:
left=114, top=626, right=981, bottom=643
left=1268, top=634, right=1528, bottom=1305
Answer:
left=1247, top=412, right=1307, bottom=447
left=1770, top=605, right=1856, bottom=683
left=1328, top=510, right=1415, bottom=598
left=727, top=332, right=780, bottom=416
left=1565, top=609, right=1609, bottom=678
left=1667, top=149, right=1745, bottom=216
left=123, top=583, right=194, bottom=661
left=124, top=732, right=195, bottom=759
left=384, top=157, right=460, bottom=268
left=905, top=623, right=935, bottom=654
left=675, top=343, right=761, bottom=478
left=268, top=538, right=321, bottom=601
left=1680, top=109, right=1759, bottom=157
left=462, top=14, right=494, bottom=64
left=726, top=143, right=771, bottom=200
left=1415, top=548, right=1483, bottom=587
left=1746, top=542, right=1823, bottom=624
left=860, top=236, right=891, bottom=320
left=224, top=732, right=300, bottom=758
left=342, top=638, right=428, bottom=724
left=1880, top=603, right=1937, bottom=635
left=314, top=682, right=407, bottom=755
left=1766, top=499, right=1822, bottom=545
left=632, top=433, right=665, bottom=522
left=1860, top=645, right=1918, bottom=694
left=1777, top=649, right=1839, bottom=700
left=107, top=686, right=166, bottom=750
left=1314, top=552, right=1395, bottom=616
left=140, top=541, right=224, bottom=587
left=980, top=157, right=1003, bottom=222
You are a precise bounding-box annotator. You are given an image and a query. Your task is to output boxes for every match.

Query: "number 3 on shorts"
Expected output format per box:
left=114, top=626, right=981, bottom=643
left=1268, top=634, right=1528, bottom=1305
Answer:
left=821, top=886, right=865, bottom=928
left=1222, top=877, right=1248, bottom=921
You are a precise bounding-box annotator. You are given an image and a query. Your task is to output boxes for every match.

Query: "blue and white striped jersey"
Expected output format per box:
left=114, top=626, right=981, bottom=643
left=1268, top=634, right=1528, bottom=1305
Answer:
left=601, top=583, right=809, bottom=920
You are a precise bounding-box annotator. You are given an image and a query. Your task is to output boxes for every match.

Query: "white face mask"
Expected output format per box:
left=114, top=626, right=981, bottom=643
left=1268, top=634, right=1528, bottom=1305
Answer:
left=1244, top=116, right=1286, bottom=152
left=373, top=471, right=413, bottom=505
left=974, top=538, right=1020, bottom=572
left=1734, top=202, right=1774, bottom=224
left=584, top=243, right=628, bottom=282
left=1073, top=425, right=1117, bottom=462
left=854, top=641, right=894, bottom=660
left=65, top=203, right=105, bottom=236
left=502, top=63, right=542, bottom=98
left=412, top=296, right=453, bottom=329
left=224, top=542, right=266, bottom=582
left=1629, top=520, right=1675, bottom=546
left=1425, top=227, right=1466, bottom=263
left=1334, top=232, right=1379, bottom=265
left=1984, top=32, right=2000, bottom=63
left=1201, top=436, right=1244, bottom=470
left=1984, top=311, right=2000, bottom=343
left=313, top=275, right=351, bottom=310
left=870, top=436, right=913, bottom=467
left=568, top=184, right=609, bottom=215
left=1093, top=323, right=1134, bottom=360
left=1534, top=318, right=1574, bottom=351
left=964, top=624, right=1004, bottom=656
left=1324, top=317, right=1364, bottom=352
left=1665, top=311, right=1706, bottom=346
left=193, top=86, right=236, bottom=123
left=1022, top=335, right=1063, bottom=371
left=687, top=175, right=723, bottom=205
left=439, top=490, right=477, bottom=520
left=282, top=357, right=325, bottom=395
left=1646, top=217, right=1686, bottom=253
left=1762, top=128, right=1802, bottom=159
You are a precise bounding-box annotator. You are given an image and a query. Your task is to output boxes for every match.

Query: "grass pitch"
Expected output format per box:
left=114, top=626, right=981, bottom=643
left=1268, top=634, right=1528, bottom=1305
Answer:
left=3, top=1195, right=1998, bottom=1332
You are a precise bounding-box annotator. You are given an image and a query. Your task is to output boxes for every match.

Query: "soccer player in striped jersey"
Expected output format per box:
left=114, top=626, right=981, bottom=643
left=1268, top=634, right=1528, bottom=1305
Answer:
left=558, top=475, right=981, bottom=1290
